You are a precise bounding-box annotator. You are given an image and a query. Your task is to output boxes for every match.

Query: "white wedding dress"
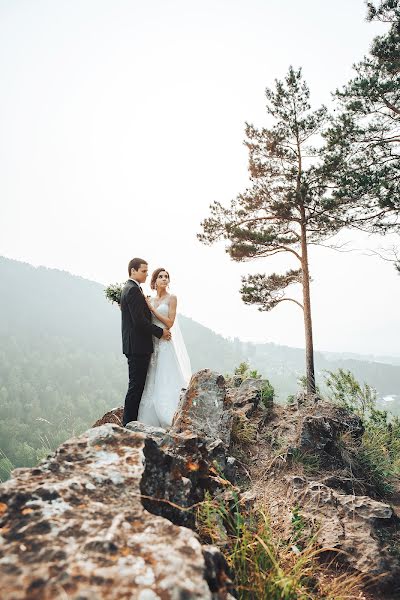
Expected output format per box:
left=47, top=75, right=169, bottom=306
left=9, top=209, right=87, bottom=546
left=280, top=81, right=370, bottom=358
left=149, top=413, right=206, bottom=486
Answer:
left=137, top=296, right=192, bottom=428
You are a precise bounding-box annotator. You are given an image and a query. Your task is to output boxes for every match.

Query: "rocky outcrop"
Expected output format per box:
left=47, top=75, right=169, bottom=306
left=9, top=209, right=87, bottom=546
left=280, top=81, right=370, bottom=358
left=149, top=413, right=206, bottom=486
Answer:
left=290, top=476, right=396, bottom=577
left=236, top=399, right=400, bottom=590
left=124, top=371, right=236, bottom=529
left=298, top=409, right=364, bottom=453
left=231, top=377, right=272, bottom=418
left=263, top=400, right=365, bottom=472
left=0, top=423, right=233, bottom=599
left=93, top=406, right=123, bottom=427
left=134, top=428, right=230, bottom=529
left=1, top=369, right=399, bottom=598
left=171, top=370, right=232, bottom=449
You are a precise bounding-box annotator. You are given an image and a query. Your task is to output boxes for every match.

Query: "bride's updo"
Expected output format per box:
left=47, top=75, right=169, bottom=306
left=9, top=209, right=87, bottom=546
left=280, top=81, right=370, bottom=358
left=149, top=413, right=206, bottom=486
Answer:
left=151, top=267, right=170, bottom=290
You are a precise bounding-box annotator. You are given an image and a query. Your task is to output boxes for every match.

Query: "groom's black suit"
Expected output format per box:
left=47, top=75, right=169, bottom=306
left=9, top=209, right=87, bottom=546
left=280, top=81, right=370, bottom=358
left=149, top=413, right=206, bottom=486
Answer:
left=120, top=279, right=163, bottom=426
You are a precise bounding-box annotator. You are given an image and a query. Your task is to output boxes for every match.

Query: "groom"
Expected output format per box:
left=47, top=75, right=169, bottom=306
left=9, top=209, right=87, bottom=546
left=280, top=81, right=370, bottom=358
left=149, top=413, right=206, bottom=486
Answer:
left=121, top=257, right=171, bottom=427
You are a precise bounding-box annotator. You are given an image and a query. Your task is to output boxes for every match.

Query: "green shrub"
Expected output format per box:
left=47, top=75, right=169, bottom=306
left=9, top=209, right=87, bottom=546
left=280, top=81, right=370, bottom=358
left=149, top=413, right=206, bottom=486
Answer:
left=324, top=369, right=400, bottom=497
left=324, top=369, right=376, bottom=418
left=261, top=380, right=275, bottom=408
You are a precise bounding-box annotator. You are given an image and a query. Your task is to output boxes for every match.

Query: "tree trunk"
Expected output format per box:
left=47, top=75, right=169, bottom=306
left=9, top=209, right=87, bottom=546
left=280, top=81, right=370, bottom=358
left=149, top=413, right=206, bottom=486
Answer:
left=300, top=219, right=316, bottom=394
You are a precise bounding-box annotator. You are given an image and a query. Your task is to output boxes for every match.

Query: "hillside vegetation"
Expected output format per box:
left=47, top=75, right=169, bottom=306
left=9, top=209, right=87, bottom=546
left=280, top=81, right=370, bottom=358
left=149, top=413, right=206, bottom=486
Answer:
left=0, top=256, right=399, bottom=478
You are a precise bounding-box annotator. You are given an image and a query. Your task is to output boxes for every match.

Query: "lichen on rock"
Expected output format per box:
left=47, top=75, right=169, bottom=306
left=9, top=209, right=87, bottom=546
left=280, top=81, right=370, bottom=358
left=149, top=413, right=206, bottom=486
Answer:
left=0, top=423, right=232, bottom=599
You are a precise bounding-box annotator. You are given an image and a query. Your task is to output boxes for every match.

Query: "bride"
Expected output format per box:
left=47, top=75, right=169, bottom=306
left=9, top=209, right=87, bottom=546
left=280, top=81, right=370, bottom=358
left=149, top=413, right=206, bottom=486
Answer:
left=137, top=267, right=192, bottom=428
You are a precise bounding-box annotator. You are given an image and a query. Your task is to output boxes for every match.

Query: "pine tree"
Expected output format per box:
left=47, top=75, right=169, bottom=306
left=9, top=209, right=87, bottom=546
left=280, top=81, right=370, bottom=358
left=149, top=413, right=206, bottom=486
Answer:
left=322, top=0, right=400, bottom=234
left=198, top=67, right=348, bottom=394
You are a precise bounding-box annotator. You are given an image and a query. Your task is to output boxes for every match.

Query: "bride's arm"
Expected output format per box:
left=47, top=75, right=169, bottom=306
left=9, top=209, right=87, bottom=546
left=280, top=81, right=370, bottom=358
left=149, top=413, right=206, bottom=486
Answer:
left=148, top=296, right=177, bottom=329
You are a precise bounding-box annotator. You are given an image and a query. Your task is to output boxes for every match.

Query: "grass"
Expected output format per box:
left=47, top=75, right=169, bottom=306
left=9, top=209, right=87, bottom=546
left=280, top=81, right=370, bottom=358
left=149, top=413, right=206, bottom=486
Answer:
left=288, top=448, right=321, bottom=475
left=335, top=413, right=400, bottom=498
left=0, top=448, right=14, bottom=482
left=196, top=487, right=368, bottom=600
left=231, top=413, right=258, bottom=445
left=323, top=369, right=400, bottom=499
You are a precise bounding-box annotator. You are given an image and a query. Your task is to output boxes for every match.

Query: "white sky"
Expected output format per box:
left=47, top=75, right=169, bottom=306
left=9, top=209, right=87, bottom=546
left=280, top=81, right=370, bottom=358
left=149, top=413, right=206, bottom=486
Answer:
left=1, top=0, right=399, bottom=355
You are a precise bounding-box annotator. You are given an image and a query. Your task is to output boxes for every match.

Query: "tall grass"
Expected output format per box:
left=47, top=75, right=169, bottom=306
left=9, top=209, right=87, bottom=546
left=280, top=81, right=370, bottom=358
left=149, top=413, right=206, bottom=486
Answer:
left=197, top=490, right=366, bottom=599
left=0, top=448, right=14, bottom=482
left=325, top=369, right=400, bottom=497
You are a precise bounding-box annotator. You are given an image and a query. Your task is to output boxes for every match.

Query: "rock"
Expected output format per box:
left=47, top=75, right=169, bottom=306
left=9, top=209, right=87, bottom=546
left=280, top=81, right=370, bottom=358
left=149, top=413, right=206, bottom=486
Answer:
left=0, top=424, right=232, bottom=599
left=202, top=546, right=235, bottom=599
left=241, top=400, right=400, bottom=590
left=126, top=421, right=167, bottom=444
left=299, top=415, right=337, bottom=452
left=289, top=476, right=400, bottom=580
left=98, top=374, right=236, bottom=530
left=291, top=409, right=365, bottom=472
left=320, top=475, right=366, bottom=496
left=299, top=411, right=364, bottom=454
left=270, top=404, right=365, bottom=471
left=93, top=406, right=123, bottom=427
left=233, top=378, right=273, bottom=417
left=7, top=365, right=396, bottom=598
left=171, top=370, right=232, bottom=449
left=292, top=391, right=321, bottom=407
left=232, top=375, right=243, bottom=388
left=224, top=457, right=237, bottom=483
left=138, top=429, right=228, bottom=528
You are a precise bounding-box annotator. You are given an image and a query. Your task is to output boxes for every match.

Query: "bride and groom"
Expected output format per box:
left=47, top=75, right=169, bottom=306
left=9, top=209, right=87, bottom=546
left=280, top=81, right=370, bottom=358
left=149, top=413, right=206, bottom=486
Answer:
left=120, top=257, right=192, bottom=428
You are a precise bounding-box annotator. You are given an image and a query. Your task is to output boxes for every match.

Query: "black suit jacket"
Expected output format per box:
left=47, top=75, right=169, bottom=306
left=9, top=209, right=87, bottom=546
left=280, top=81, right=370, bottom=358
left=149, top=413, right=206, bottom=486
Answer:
left=120, top=280, right=163, bottom=355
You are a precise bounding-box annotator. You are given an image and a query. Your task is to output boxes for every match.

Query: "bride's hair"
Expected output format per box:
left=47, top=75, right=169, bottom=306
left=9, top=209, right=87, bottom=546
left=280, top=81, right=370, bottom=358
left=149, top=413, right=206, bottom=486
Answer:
left=151, top=268, right=170, bottom=290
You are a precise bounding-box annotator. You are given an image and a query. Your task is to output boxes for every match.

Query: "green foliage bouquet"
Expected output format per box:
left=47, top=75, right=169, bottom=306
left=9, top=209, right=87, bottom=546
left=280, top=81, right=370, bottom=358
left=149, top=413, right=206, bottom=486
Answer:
left=105, top=283, right=123, bottom=305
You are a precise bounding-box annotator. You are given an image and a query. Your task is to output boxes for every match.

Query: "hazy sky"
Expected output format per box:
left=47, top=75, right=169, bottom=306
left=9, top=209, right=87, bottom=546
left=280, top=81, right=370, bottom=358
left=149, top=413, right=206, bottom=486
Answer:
left=1, top=0, right=399, bottom=355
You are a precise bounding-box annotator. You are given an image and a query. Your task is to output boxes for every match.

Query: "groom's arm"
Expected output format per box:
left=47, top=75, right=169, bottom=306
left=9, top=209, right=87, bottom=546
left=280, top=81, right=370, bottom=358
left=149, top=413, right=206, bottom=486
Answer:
left=127, top=287, right=163, bottom=339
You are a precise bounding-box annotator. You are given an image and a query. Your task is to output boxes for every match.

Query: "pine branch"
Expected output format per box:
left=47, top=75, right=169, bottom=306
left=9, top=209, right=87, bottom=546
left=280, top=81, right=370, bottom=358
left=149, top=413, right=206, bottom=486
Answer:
left=240, top=270, right=303, bottom=312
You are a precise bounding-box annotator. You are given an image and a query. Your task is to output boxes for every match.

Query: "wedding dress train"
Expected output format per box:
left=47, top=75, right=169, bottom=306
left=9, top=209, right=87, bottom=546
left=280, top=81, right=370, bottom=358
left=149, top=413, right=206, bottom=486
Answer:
left=137, top=297, right=192, bottom=428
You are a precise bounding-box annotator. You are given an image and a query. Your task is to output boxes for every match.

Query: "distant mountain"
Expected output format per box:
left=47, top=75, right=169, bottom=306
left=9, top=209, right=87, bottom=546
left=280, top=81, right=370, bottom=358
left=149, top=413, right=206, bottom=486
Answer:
left=0, top=255, right=399, bottom=478
left=319, top=350, right=400, bottom=367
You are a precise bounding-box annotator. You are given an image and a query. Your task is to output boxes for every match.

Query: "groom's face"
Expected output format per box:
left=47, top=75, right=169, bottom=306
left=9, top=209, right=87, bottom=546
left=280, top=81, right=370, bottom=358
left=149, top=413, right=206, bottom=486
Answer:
left=132, top=264, right=148, bottom=283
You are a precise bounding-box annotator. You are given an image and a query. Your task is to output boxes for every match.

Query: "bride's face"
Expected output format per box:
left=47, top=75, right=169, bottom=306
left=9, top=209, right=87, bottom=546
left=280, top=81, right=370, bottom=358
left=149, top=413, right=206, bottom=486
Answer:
left=156, top=271, right=170, bottom=290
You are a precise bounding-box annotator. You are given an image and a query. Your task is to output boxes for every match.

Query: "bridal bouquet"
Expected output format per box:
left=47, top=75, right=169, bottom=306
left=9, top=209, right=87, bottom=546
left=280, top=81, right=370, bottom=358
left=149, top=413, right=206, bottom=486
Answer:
left=105, top=282, right=123, bottom=305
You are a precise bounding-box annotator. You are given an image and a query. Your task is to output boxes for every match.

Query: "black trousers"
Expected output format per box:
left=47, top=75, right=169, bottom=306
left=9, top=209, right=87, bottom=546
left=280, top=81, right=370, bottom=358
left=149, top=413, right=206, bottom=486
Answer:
left=123, top=353, right=151, bottom=426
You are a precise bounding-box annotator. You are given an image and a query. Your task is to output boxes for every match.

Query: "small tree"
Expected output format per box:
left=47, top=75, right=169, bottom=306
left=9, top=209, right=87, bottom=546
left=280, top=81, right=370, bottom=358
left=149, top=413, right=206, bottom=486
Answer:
left=199, top=67, right=349, bottom=394
left=322, top=0, right=400, bottom=239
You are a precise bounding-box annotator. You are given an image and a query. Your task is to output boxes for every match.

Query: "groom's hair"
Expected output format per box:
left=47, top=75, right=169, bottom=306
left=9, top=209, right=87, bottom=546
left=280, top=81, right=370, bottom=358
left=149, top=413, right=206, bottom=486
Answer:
left=128, top=257, right=147, bottom=274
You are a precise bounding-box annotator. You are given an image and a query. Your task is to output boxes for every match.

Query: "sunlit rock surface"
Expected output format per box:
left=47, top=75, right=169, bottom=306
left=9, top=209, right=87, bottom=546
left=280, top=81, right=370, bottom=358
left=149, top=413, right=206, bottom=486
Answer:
left=0, top=424, right=232, bottom=599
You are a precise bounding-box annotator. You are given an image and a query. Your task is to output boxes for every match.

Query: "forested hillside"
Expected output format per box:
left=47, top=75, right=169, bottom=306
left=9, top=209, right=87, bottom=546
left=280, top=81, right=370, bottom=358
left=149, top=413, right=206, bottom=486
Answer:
left=0, top=256, right=399, bottom=479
